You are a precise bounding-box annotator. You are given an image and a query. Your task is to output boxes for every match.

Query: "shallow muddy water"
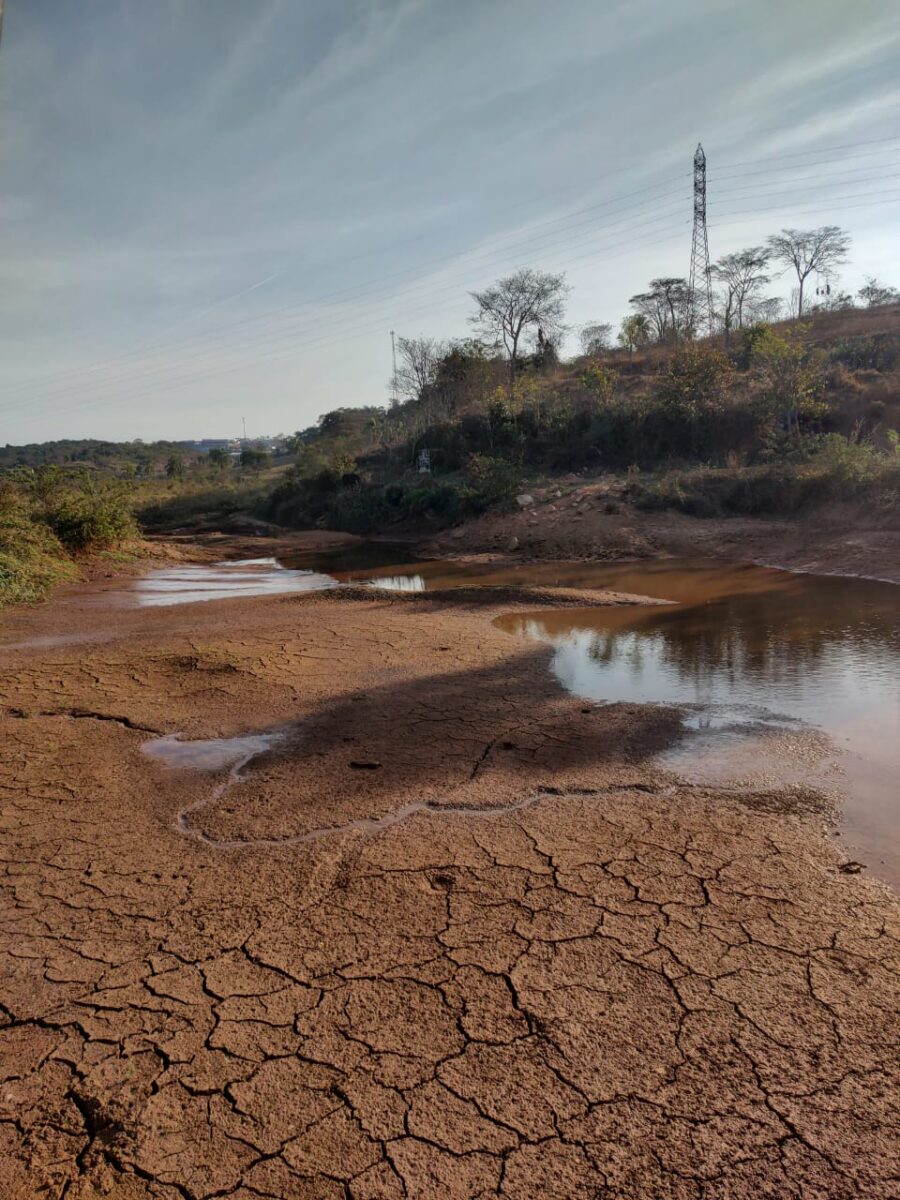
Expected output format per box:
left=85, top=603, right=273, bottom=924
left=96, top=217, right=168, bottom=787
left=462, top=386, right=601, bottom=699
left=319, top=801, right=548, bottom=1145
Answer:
left=133, top=558, right=336, bottom=605
left=493, top=562, right=899, bottom=886
left=130, top=546, right=899, bottom=883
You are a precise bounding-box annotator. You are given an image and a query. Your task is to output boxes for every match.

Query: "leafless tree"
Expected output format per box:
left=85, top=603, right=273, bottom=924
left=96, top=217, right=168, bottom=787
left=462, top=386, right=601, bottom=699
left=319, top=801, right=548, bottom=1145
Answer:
left=766, top=226, right=850, bottom=318
left=391, top=336, right=445, bottom=403
left=711, top=247, right=771, bottom=333
left=629, top=278, right=690, bottom=342
left=579, top=322, right=613, bottom=356
left=746, top=296, right=783, bottom=324
left=470, top=268, right=568, bottom=379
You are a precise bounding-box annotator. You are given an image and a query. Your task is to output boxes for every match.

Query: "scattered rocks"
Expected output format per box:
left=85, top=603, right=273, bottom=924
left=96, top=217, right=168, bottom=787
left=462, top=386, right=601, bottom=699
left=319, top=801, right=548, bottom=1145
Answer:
left=516, top=494, right=535, bottom=509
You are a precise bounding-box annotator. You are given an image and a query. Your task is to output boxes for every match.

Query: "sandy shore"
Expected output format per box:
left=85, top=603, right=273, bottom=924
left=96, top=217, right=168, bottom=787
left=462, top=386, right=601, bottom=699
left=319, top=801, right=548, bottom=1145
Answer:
left=1, top=540, right=898, bottom=1198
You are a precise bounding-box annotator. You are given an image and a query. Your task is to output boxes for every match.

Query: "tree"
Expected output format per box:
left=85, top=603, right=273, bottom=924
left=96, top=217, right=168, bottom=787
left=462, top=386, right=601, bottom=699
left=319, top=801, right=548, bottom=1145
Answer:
left=629, top=278, right=690, bottom=342
left=392, top=336, right=445, bottom=403
left=240, top=446, right=271, bottom=471
left=165, top=454, right=184, bottom=480
left=208, top=446, right=231, bottom=470
left=766, top=226, right=850, bottom=318
left=579, top=322, right=613, bottom=356
left=470, top=268, right=568, bottom=380
left=617, top=314, right=650, bottom=353
left=711, top=247, right=771, bottom=333
left=858, top=277, right=900, bottom=307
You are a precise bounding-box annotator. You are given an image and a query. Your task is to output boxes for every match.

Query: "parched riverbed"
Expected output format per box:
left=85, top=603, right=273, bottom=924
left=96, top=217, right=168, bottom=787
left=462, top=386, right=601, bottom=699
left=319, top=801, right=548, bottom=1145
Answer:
left=1, top=537, right=898, bottom=1199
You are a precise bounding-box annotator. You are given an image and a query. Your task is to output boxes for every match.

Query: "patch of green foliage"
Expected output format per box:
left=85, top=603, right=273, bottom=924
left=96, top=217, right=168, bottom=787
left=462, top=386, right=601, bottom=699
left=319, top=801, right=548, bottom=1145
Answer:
left=0, top=484, right=78, bottom=606
left=43, top=479, right=138, bottom=551
left=0, top=468, right=141, bottom=607
left=629, top=434, right=900, bottom=517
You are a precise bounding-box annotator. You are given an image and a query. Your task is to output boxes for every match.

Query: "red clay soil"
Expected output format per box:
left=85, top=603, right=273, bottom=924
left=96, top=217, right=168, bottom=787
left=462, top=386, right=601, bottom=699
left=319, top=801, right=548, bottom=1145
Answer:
left=427, top=487, right=900, bottom=584
left=1, top=546, right=898, bottom=1199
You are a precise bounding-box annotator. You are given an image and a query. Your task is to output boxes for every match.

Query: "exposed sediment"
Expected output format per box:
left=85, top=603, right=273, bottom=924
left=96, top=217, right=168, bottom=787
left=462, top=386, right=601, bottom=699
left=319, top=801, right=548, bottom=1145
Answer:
left=0, top=554, right=898, bottom=1199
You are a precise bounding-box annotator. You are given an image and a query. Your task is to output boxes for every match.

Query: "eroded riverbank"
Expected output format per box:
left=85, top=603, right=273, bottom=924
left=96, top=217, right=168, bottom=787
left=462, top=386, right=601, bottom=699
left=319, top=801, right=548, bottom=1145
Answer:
left=1, top=537, right=898, bottom=1199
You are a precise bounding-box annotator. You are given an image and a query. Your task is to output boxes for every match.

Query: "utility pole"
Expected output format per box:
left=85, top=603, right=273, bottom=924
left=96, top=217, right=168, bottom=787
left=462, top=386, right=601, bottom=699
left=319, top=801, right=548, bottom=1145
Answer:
left=242, top=416, right=247, bottom=444
left=688, top=143, right=713, bottom=337
left=390, top=330, right=397, bottom=406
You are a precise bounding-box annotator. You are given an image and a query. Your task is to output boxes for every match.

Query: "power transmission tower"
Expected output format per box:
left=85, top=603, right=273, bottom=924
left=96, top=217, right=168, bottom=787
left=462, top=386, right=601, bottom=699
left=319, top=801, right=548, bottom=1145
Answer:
left=689, top=143, right=713, bottom=337
left=390, top=330, right=397, bottom=406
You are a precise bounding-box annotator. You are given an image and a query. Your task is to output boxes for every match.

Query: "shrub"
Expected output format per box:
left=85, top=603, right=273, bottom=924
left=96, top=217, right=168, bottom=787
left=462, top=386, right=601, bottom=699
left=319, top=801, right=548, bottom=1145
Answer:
left=401, top=483, right=466, bottom=524
left=325, top=486, right=391, bottom=534
left=44, top=481, right=138, bottom=551
left=0, top=486, right=77, bottom=606
left=830, top=336, right=899, bottom=373
left=465, top=453, right=521, bottom=509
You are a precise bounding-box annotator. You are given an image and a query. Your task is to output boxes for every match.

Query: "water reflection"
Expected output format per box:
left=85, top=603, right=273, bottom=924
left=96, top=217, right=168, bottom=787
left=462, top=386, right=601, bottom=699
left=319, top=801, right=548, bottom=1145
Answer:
left=496, top=566, right=900, bottom=885
left=366, top=575, right=427, bottom=592
left=134, top=559, right=336, bottom=606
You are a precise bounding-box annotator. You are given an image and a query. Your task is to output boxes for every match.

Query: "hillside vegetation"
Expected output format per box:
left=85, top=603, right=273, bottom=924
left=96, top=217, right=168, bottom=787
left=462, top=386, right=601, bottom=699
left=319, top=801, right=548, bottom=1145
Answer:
left=260, top=302, right=900, bottom=534
left=2, top=251, right=899, bottom=605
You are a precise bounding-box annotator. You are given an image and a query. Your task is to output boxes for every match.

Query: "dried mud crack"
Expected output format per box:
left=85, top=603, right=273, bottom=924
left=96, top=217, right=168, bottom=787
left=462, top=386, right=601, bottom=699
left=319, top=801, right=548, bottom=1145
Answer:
left=0, top=556, right=898, bottom=1199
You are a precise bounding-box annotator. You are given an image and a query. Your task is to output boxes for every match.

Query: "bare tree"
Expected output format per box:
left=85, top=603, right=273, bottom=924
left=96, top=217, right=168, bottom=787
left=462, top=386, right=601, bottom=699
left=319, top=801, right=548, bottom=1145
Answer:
left=470, top=268, right=568, bottom=379
left=766, top=226, right=850, bottom=318
left=391, top=336, right=444, bottom=403
left=711, top=247, right=771, bottom=333
left=579, top=322, right=613, bottom=356
left=629, top=278, right=690, bottom=342
left=746, top=296, right=783, bottom=324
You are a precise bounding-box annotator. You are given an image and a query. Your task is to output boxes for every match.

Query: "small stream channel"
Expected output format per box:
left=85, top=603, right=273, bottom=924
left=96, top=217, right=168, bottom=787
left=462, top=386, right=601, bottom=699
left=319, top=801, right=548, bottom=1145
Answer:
left=133, top=545, right=898, bottom=887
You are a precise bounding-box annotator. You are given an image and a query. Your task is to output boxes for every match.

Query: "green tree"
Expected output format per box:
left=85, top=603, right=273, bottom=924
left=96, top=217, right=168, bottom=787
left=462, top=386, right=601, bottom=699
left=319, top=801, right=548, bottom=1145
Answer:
left=240, top=446, right=271, bottom=471
left=165, top=454, right=184, bottom=480
left=208, top=447, right=231, bottom=470
left=617, top=314, right=650, bottom=353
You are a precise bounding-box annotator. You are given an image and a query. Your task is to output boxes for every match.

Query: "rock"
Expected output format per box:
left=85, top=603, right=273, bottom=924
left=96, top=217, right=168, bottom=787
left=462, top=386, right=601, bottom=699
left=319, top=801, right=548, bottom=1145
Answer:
left=516, top=493, right=535, bottom=509
left=838, top=861, right=865, bottom=874
left=506, top=536, right=519, bottom=552
left=450, top=528, right=465, bottom=539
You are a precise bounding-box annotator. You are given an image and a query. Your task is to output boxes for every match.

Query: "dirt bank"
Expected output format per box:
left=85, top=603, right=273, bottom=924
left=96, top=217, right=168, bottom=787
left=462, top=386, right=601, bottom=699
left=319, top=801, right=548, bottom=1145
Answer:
left=1, top=541, right=898, bottom=1198
left=425, top=483, right=900, bottom=583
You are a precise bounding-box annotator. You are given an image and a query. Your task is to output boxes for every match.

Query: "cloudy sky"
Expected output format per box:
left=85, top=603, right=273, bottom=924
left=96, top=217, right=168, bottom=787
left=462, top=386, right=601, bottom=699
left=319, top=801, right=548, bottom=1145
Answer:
left=1, top=0, right=898, bottom=443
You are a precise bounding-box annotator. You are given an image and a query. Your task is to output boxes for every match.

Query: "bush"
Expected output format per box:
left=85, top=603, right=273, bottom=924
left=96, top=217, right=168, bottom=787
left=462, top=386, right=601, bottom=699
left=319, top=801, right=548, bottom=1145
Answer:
left=325, top=486, right=390, bottom=534
left=830, top=336, right=899, bottom=373
left=465, top=453, right=521, bottom=509
left=401, top=483, right=466, bottom=525
left=628, top=437, right=900, bottom=518
left=44, top=481, right=138, bottom=551
left=0, top=487, right=77, bottom=606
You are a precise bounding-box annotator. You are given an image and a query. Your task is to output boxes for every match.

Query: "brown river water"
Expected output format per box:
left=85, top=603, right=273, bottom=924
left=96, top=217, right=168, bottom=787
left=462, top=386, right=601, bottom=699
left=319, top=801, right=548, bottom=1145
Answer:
left=70, top=544, right=899, bottom=888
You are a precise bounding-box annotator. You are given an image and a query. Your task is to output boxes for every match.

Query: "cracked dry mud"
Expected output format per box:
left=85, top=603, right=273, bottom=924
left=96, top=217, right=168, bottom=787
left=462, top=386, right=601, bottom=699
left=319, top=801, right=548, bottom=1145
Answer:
left=1, top=561, right=899, bottom=1199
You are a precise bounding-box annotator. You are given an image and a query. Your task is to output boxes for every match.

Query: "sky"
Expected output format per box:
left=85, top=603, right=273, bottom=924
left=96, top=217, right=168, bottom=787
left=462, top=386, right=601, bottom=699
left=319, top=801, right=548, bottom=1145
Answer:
left=1, top=0, right=898, bottom=444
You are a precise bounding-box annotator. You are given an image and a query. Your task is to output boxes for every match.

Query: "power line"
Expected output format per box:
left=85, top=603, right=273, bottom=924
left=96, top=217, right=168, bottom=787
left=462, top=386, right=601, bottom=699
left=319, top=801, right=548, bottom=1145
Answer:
left=7, top=135, right=900, bottom=408
left=6, top=135, right=900, bottom=426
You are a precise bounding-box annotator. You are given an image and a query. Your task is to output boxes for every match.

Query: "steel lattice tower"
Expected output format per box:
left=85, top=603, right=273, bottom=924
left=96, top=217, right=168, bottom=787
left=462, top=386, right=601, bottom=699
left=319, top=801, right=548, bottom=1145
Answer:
left=689, top=143, right=713, bottom=336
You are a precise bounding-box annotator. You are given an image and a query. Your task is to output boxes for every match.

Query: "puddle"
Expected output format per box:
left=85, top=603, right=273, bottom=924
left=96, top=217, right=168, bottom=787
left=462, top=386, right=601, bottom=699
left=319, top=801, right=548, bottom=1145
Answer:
left=494, top=564, right=900, bottom=887
left=133, top=559, right=336, bottom=606
left=142, top=731, right=283, bottom=771
left=280, top=546, right=789, bottom=598
left=0, top=631, right=115, bottom=653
